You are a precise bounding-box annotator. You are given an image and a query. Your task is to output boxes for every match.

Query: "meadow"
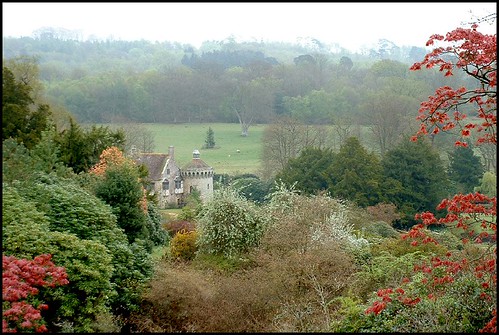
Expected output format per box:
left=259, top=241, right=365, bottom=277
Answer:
left=143, top=123, right=266, bottom=175
left=108, top=122, right=457, bottom=177
left=134, top=122, right=387, bottom=175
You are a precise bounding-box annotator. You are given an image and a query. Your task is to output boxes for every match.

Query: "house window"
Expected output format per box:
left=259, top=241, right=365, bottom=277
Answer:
left=167, top=168, right=170, bottom=175
left=146, top=183, right=155, bottom=194
left=207, top=184, right=209, bottom=189
left=162, top=180, right=169, bottom=190
left=175, top=179, right=182, bottom=189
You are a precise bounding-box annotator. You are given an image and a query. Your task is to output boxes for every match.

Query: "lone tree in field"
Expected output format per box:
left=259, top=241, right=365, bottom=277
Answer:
left=204, top=126, right=216, bottom=149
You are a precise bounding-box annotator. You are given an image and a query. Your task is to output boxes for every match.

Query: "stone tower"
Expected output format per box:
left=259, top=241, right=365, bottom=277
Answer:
left=181, top=149, right=214, bottom=202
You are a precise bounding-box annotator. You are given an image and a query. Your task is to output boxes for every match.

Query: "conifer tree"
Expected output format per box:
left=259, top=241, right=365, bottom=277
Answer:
left=204, top=126, right=216, bottom=149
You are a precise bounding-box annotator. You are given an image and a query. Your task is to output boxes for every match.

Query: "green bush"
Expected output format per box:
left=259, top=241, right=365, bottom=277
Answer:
left=3, top=185, right=115, bottom=332
left=362, top=221, right=400, bottom=239
left=335, top=266, right=495, bottom=332
left=146, top=202, right=170, bottom=247
left=196, top=187, right=269, bottom=258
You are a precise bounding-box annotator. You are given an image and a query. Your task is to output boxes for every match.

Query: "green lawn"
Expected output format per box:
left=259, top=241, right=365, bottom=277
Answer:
left=143, top=123, right=266, bottom=175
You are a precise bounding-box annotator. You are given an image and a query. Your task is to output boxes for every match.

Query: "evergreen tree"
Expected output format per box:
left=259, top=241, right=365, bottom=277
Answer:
left=382, top=137, right=450, bottom=228
left=326, top=137, right=384, bottom=207
left=204, top=126, right=216, bottom=149
left=275, top=147, right=335, bottom=195
left=447, top=145, right=484, bottom=193
left=2, top=66, right=51, bottom=150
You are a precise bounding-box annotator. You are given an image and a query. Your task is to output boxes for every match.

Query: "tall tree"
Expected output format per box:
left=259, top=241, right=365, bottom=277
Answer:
left=90, top=147, right=150, bottom=246
left=204, top=126, right=216, bottom=149
left=222, top=69, right=280, bottom=137
left=447, top=144, right=484, bottom=193
left=55, top=119, right=125, bottom=174
left=363, top=91, right=418, bottom=154
left=2, top=66, right=51, bottom=150
left=382, top=137, right=450, bottom=227
left=275, top=146, right=335, bottom=195
left=261, top=116, right=330, bottom=180
left=326, top=137, right=384, bottom=207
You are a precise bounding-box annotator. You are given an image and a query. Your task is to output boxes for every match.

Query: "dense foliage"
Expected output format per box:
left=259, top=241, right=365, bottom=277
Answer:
left=2, top=18, right=496, bottom=333
left=2, top=61, right=169, bottom=332
left=447, top=144, right=485, bottom=193
left=2, top=66, right=51, bottom=150
left=381, top=137, right=450, bottom=227
left=196, top=187, right=269, bottom=258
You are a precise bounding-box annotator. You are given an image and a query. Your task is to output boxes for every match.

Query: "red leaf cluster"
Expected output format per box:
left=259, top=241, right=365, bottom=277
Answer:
left=2, top=254, right=69, bottom=333
left=368, top=22, right=497, bottom=332
left=410, top=24, right=496, bottom=146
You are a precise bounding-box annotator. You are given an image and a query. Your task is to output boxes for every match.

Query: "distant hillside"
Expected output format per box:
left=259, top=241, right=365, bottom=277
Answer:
left=3, top=33, right=448, bottom=129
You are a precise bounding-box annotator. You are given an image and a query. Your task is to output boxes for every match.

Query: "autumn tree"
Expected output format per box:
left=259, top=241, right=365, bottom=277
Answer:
left=358, top=19, right=497, bottom=333
left=409, top=22, right=496, bottom=146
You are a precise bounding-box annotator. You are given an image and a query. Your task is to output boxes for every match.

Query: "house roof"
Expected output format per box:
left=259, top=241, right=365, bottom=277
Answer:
left=182, top=149, right=213, bottom=171
left=182, top=158, right=212, bottom=171
left=135, top=153, right=168, bottom=180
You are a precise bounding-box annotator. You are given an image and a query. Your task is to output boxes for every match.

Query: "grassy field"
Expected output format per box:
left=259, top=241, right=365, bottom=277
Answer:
left=103, top=122, right=462, bottom=177
left=134, top=122, right=383, bottom=175
left=143, top=123, right=266, bottom=175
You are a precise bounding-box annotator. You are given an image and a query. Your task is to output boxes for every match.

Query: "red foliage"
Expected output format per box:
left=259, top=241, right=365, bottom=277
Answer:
left=164, top=220, right=196, bottom=236
left=409, top=24, right=496, bottom=146
left=367, top=21, right=497, bottom=332
left=2, top=254, right=69, bottom=333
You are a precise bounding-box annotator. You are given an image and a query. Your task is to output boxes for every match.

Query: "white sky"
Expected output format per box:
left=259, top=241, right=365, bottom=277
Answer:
left=2, top=2, right=497, bottom=51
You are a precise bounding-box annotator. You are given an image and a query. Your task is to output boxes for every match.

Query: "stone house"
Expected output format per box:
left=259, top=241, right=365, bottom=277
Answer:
left=134, top=146, right=214, bottom=208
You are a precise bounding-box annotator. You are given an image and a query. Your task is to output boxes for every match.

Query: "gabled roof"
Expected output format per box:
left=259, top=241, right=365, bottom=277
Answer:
left=135, top=153, right=168, bottom=180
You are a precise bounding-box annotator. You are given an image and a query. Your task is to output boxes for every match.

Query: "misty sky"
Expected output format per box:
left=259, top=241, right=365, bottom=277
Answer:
left=2, top=2, right=496, bottom=51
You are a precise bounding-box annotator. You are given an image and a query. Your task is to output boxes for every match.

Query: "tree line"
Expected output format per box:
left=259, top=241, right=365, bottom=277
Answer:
left=4, top=34, right=447, bottom=139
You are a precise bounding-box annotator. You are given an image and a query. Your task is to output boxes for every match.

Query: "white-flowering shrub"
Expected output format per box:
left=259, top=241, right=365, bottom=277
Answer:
left=310, top=201, right=369, bottom=250
left=196, top=187, right=269, bottom=258
left=265, top=181, right=301, bottom=215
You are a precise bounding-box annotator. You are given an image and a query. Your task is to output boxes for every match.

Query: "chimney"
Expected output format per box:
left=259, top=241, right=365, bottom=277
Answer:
left=169, top=146, right=174, bottom=159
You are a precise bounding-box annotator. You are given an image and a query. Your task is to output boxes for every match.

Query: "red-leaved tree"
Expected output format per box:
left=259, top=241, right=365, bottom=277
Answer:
left=2, top=254, right=69, bottom=333
left=366, top=19, right=497, bottom=332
